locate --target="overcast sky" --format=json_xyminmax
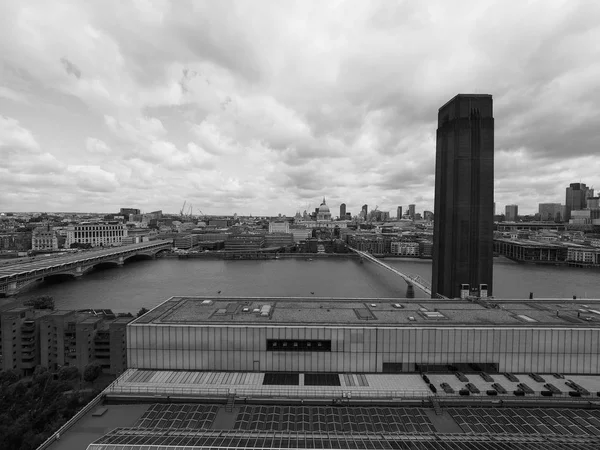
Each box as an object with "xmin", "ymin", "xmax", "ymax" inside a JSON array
[{"xmin": 1, "ymin": 0, "xmax": 599, "ymax": 216}]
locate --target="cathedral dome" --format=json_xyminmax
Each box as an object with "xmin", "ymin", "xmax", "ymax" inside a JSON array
[{"xmin": 319, "ymin": 198, "xmax": 330, "ymax": 213}]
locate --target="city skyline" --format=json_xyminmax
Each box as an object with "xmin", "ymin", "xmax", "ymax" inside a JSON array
[{"xmin": 2, "ymin": 1, "xmax": 600, "ymax": 215}]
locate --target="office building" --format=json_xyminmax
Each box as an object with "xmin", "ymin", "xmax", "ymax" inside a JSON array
[
  {"xmin": 31, "ymin": 224, "xmax": 60, "ymax": 251},
  {"xmin": 587, "ymin": 197, "xmax": 600, "ymax": 209},
  {"xmin": 268, "ymin": 221, "xmax": 289, "ymax": 234},
  {"xmin": 408, "ymin": 204, "xmax": 415, "ymax": 219},
  {"xmin": 565, "ymin": 183, "xmax": 590, "ymax": 221},
  {"xmin": 361, "ymin": 204, "xmax": 368, "ymax": 219},
  {"xmin": 539, "ymin": 203, "xmax": 563, "ymax": 222},
  {"xmin": 505, "ymin": 204, "xmax": 519, "ymax": 222},
  {"xmin": 339, "ymin": 203, "xmax": 346, "ymax": 219},
  {"xmin": 396, "ymin": 206, "xmax": 402, "ymax": 219},
  {"xmin": 66, "ymin": 222, "xmax": 128, "ymax": 248},
  {"xmin": 432, "ymin": 94, "xmax": 494, "ymax": 299},
  {"xmin": 119, "ymin": 208, "xmax": 141, "ymax": 216}
]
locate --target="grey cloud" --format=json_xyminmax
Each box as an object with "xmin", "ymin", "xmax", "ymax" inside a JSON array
[{"xmin": 60, "ymin": 57, "xmax": 82, "ymax": 79}]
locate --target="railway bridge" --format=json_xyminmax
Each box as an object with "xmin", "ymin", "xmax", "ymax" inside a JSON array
[{"xmin": 0, "ymin": 239, "xmax": 172, "ymax": 297}]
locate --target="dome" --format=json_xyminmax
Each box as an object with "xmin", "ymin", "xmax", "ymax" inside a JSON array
[{"xmin": 319, "ymin": 198, "xmax": 330, "ymax": 212}]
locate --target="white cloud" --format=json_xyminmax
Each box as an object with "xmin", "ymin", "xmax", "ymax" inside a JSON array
[{"xmin": 85, "ymin": 137, "xmax": 111, "ymax": 154}]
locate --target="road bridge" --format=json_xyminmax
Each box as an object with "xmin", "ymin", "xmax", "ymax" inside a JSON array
[
  {"xmin": 349, "ymin": 247, "xmax": 442, "ymax": 298},
  {"xmin": 0, "ymin": 239, "xmax": 172, "ymax": 297}
]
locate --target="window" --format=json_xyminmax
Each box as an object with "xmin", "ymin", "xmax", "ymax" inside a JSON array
[{"xmin": 267, "ymin": 339, "xmax": 331, "ymax": 352}]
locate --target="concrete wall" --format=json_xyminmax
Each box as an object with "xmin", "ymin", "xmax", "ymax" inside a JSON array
[{"xmin": 127, "ymin": 324, "xmax": 600, "ymax": 374}]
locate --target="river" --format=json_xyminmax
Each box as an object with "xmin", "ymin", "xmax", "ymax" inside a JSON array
[{"xmin": 4, "ymin": 256, "xmax": 600, "ymax": 313}]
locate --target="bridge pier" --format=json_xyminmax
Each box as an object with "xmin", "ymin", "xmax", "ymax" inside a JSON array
[
  {"xmin": 117, "ymin": 256, "xmax": 125, "ymax": 266},
  {"xmin": 6, "ymin": 281, "xmax": 18, "ymax": 296}
]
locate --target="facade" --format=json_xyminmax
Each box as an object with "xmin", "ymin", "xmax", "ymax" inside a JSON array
[
  {"xmin": 39, "ymin": 310, "xmax": 132, "ymax": 375},
  {"xmin": 66, "ymin": 222, "xmax": 128, "ymax": 247},
  {"xmin": 565, "ymin": 183, "xmax": 590, "ymax": 221},
  {"xmin": 408, "ymin": 204, "xmax": 415, "ymax": 219},
  {"xmin": 290, "ymin": 228, "xmax": 311, "ymax": 243},
  {"xmin": 567, "ymin": 246, "xmax": 600, "ymax": 265},
  {"xmin": 397, "ymin": 206, "xmax": 402, "ymax": 219},
  {"xmin": 390, "ymin": 241, "xmax": 420, "ymax": 256},
  {"xmin": 127, "ymin": 296, "xmax": 600, "ymax": 374},
  {"xmin": 423, "ymin": 211, "xmax": 434, "ymax": 222},
  {"xmin": 0, "ymin": 306, "xmax": 50, "ymax": 375},
  {"xmin": 31, "ymin": 224, "xmax": 60, "ymax": 251},
  {"xmin": 539, "ymin": 203, "xmax": 563, "ymax": 222},
  {"xmin": 340, "ymin": 203, "xmax": 346, "ymax": 220},
  {"xmin": 268, "ymin": 221, "xmax": 290, "ymax": 234},
  {"xmin": 263, "ymin": 234, "xmax": 294, "ymax": 248},
  {"xmin": 505, "ymin": 205, "xmax": 519, "ymax": 222},
  {"xmin": 0, "ymin": 231, "xmax": 32, "ymax": 252},
  {"xmin": 432, "ymin": 94, "xmax": 494, "ymax": 299},
  {"xmin": 120, "ymin": 208, "xmax": 141, "ymax": 216}
]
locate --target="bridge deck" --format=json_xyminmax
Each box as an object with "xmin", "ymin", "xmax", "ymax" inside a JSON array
[
  {"xmin": 0, "ymin": 240, "xmax": 172, "ymax": 279},
  {"xmin": 350, "ymin": 248, "xmax": 432, "ymax": 296}
]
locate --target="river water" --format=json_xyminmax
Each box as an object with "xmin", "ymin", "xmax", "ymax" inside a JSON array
[{"xmin": 5, "ymin": 256, "xmax": 600, "ymax": 314}]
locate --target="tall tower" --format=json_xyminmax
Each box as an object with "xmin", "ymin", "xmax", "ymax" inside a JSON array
[
  {"xmin": 397, "ymin": 206, "xmax": 402, "ymax": 219},
  {"xmin": 408, "ymin": 204, "xmax": 415, "ymax": 219},
  {"xmin": 565, "ymin": 183, "xmax": 588, "ymax": 221},
  {"xmin": 505, "ymin": 205, "xmax": 518, "ymax": 222},
  {"xmin": 432, "ymin": 94, "xmax": 494, "ymax": 299},
  {"xmin": 361, "ymin": 204, "xmax": 368, "ymax": 219},
  {"xmin": 340, "ymin": 203, "xmax": 346, "ymax": 219}
]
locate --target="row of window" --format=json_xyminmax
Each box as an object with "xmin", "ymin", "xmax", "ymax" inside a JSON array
[{"xmin": 266, "ymin": 340, "xmax": 332, "ymax": 352}]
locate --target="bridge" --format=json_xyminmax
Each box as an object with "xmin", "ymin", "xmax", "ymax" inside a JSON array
[
  {"xmin": 0, "ymin": 239, "xmax": 173, "ymax": 297},
  {"xmin": 349, "ymin": 248, "xmax": 438, "ymax": 297}
]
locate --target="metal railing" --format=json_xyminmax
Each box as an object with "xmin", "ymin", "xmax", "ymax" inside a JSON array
[{"xmin": 106, "ymin": 384, "xmax": 431, "ymax": 400}]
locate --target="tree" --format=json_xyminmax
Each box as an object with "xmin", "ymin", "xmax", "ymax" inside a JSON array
[
  {"xmin": 24, "ymin": 295, "xmax": 54, "ymax": 310},
  {"xmin": 57, "ymin": 366, "xmax": 80, "ymax": 381},
  {"xmin": 137, "ymin": 307, "xmax": 149, "ymax": 318},
  {"xmin": 83, "ymin": 362, "xmax": 102, "ymax": 384},
  {"xmin": 0, "ymin": 369, "xmax": 19, "ymax": 386}
]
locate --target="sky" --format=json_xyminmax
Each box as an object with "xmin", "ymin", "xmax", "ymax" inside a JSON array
[{"xmin": 1, "ymin": 0, "xmax": 599, "ymax": 216}]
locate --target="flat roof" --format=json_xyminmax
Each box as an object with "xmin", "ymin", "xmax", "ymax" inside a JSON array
[{"xmin": 130, "ymin": 296, "xmax": 600, "ymax": 328}]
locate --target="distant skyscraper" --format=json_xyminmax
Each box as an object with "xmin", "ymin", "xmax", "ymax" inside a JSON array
[
  {"xmin": 565, "ymin": 183, "xmax": 589, "ymax": 221},
  {"xmin": 361, "ymin": 204, "xmax": 368, "ymax": 218},
  {"xmin": 340, "ymin": 203, "xmax": 346, "ymax": 219},
  {"xmin": 397, "ymin": 206, "xmax": 402, "ymax": 219},
  {"xmin": 539, "ymin": 203, "xmax": 562, "ymax": 222},
  {"xmin": 432, "ymin": 94, "xmax": 494, "ymax": 299},
  {"xmin": 408, "ymin": 204, "xmax": 415, "ymax": 219},
  {"xmin": 505, "ymin": 205, "xmax": 518, "ymax": 222}
]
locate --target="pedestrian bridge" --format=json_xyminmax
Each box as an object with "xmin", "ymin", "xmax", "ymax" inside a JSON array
[
  {"xmin": 349, "ymin": 247, "xmax": 437, "ymax": 297},
  {"xmin": 0, "ymin": 239, "xmax": 173, "ymax": 297}
]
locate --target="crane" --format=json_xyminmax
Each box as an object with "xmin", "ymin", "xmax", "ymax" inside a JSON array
[{"xmin": 180, "ymin": 201, "xmax": 187, "ymax": 218}]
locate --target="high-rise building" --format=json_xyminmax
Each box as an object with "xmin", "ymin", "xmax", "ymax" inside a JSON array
[
  {"xmin": 120, "ymin": 208, "xmax": 141, "ymax": 216},
  {"xmin": 361, "ymin": 204, "xmax": 368, "ymax": 219},
  {"xmin": 340, "ymin": 203, "xmax": 346, "ymax": 219},
  {"xmin": 408, "ymin": 204, "xmax": 415, "ymax": 219},
  {"xmin": 432, "ymin": 94, "xmax": 494, "ymax": 299},
  {"xmin": 565, "ymin": 183, "xmax": 589, "ymax": 221},
  {"xmin": 539, "ymin": 203, "xmax": 562, "ymax": 222},
  {"xmin": 396, "ymin": 206, "xmax": 402, "ymax": 219},
  {"xmin": 505, "ymin": 205, "xmax": 518, "ymax": 222}
]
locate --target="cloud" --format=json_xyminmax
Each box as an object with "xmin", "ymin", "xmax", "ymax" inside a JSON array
[
  {"xmin": 60, "ymin": 57, "xmax": 82, "ymax": 79},
  {"xmin": 1, "ymin": 0, "xmax": 600, "ymax": 214},
  {"xmin": 0, "ymin": 116, "xmax": 40, "ymax": 152},
  {"xmin": 85, "ymin": 137, "xmax": 111, "ymax": 154}
]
